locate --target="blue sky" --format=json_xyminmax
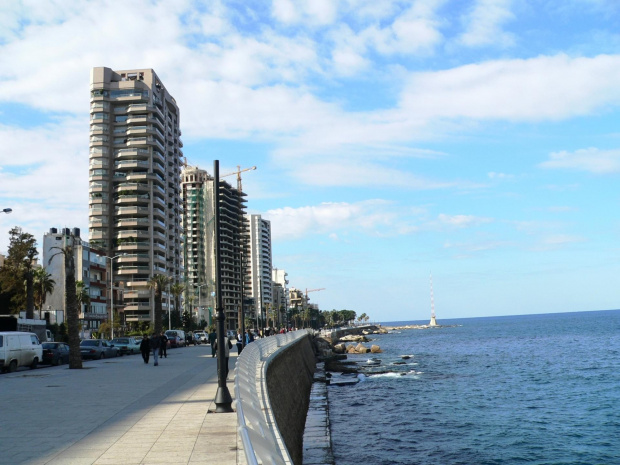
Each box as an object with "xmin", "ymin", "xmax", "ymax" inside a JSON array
[{"xmin": 1, "ymin": 0, "xmax": 620, "ymax": 321}]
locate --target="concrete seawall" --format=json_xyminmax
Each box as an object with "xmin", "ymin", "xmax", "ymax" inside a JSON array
[{"xmin": 265, "ymin": 334, "xmax": 316, "ymax": 465}]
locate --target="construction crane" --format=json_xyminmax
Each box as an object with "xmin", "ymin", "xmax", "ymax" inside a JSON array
[
  {"xmin": 305, "ymin": 288, "xmax": 326, "ymax": 300},
  {"xmin": 220, "ymin": 165, "xmax": 257, "ymax": 191}
]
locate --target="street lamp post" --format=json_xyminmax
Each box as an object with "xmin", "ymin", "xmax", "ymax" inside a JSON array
[
  {"xmin": 106, "ymin": 255, "xmax": 122, "ymax": 340},
  {"xmin": 214, "ymin": 160, "xmax": 233, "ymax": 413},
  {"xmin": 196, "ymin": 283, "xmax": 208, "ymax": 323}
]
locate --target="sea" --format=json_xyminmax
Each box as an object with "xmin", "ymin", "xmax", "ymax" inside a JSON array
[{"xmin": 327, "ymin": 310, "xmax": 620, "ymax": 465}]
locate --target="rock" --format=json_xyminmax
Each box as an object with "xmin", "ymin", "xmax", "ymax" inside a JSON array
[
  {"xmin": 370, "ymin": 345, "xmax": 382, "ymax": 353},
  {"xmin": 346, "ymin": 345, "xmax": 358, "ymax": 354},
  {"xmin": 355, "ymin": 343, "xmax": 370, "ymax": 354},
  {"xmin": 333, "ymin": 343, "xmax": 346, "ymax": 354}
]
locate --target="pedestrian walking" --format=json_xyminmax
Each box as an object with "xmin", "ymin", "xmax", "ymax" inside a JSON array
[
  {"xmin": 140, "ymin": 335, "xmax": 150, "ymax": 364},
  {"xmin": 236, "ymin": 330, "xmax": 243, "ymax": 354},
  {"xmin": 160, "ymin": 332, "xmax": 168, "ymax": 358},
  {"xmin": 245, "ymin": 328, "xmax": 254, "ymax": 345},
  {"xmin": 208, "ymin": 328, "xmax": 217, "ymax": 357},
  {"xmin": 150, "ymin": 333, "xmax": 161, "ymax": 366},
  {"xmin": 214, "ymin": 335, "xmax": 233, "ymax": 379}
]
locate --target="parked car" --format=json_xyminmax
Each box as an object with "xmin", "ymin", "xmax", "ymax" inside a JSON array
[
  {"xmin": 193, "ymin": 331, "xmax": 207, "ymax": 344},
  {"xmin": 80, "ymin": 339, "xmax": 118, "ymax": 360},
  {"xmin": 0, "ymin": 331, "xmax": 42, "ymax": 373},
  {"xmin": 110, "ymin": 337, "xmax": 140, "ymax": 355},
  {"xmin": 165, "ymin": 330, "xmax": 186, "ymax": 348},
  {"xmin": 41, "ymin": 342, "xmax": 70, "ymax": 366}
]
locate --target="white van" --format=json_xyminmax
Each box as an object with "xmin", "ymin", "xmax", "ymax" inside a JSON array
[{"xmin": 0, "ymin": 332, "xmax": 43, "ymax": 373}]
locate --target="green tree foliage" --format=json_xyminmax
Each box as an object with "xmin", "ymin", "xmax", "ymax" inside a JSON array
[
  {"xmin": 32, "ymin": 268, "xmax": 55, "ymax": 312},
  {"xmin": 0, "ymin": 227, "xmax": 38, "ymax": 316},
  {"xmin": 170, "ymin": 282, "xmax": 185, "ymax": 316}
]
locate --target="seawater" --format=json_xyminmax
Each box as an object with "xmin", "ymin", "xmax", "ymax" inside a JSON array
[{"xmin": 327, "ymin": 310, "xmax": 620, "ymax": 465}]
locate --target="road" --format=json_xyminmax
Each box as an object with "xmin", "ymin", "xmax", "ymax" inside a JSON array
[{"xmin": 0, "ymin": 344, "xmax": 240, "ymax": 465}]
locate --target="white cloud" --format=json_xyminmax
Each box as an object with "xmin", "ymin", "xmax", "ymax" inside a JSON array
[
  {"xmin": 457, "ymin": 0, "xmax": 515, "ymax": 48},
  {"xmin": 271, "ymin": 0, "xmax": 338, "ymax": 25},
  {"xmin": 437, "ymin": 214, "xmax": 492, "ymax": 228},
  {"xmin": 264, "ymin": 200, "xmax": 403, "ymax": 240},
  {"xmin": 540, "ymin": 147, "xmax": 620, "ymax": 173},
  {"xmin": 400, "ymin": 54, "xmax": 620, "ymax": 121}
]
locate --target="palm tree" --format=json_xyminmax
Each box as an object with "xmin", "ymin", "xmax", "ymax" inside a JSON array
[
  {"xmin": 48, "ymin": 238, "xmax": 82, "ymax": 369},
  {"xmin": 170, "ymin": 282, "xmax": 185, "ymax": 317},
  {"xmin": 76, "ymin": 281, "xmax": 90, "ymax": 309},
  {"xmin": 148, "ymin": 274, "xmax": 170, "ymax": 334},
  {"xmin": 32, "ymin": 268, "xmax": 55, "ymax": 313}
]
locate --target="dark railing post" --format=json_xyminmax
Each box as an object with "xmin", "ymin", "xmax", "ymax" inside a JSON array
[{"xmin": 214, "ymin": 160, "xmax": 233, "ymax": 413}]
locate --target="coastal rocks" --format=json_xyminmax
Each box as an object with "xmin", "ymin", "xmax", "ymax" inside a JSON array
[
  {"xmin": 370, "ymin": 345, "xmax": 382, "ymax": 353},
  {"xmin": 333, "ymin": 343, "xmax": 346, "ymax": 354},
  {"xmin": 355, "ymin": 343, "xmax": 370, "ymax": 354}
]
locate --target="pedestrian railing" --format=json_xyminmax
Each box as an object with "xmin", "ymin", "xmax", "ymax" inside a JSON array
[{"xmin": 234, "ymin": 330, "xmax": 312, "ymax": 465}]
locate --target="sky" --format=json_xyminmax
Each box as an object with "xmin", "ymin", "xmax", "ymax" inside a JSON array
[{"xmin": 1, "ymin": 0, "xmax": 619, "ymax": 321}]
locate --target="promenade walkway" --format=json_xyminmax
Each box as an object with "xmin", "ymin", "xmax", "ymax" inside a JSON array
[{"xmin": 0, "ymin": 344, "xmax": 240, "ymax": 465}]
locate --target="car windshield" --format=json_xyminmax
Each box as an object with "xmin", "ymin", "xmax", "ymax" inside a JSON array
[
  {"xmin": 81, "ymin": 340, "xmax": 99, "ymax": 346},
  {"xmin": 113, "ymin": 339, "xmax": 129, "ymax": 343},
  {"xmin": 165, "ymin": 331, "xmax": 177, "ymax": 337},
  {"xmin": 42, "ymin": 343, "xmax": 56, "ymax": 349}
]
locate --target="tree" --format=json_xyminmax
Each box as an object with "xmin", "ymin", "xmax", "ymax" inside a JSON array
[
  {"xmin": 32, "ymin": 267, "xmax": 55, "ymax": 312},
  {"xmin": 170, "ymin": 282, "xmax": 185, "ymax": 317},
  {"xmin": 0, "ymin": 227, "xmax": 38, "ymax": 317},
  {"xmin": 48, "ymin": 237, "xmax": 82, "ymax": 369},
  {"xmin": 76, "ymin": 280, "xmax": 90, "ymax": 309},
  {"xmin": 148, "ymin": 274, "xmax": 170, "ymax": 335}
]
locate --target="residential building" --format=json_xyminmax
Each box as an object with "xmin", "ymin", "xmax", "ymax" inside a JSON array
[
  {"xmin": 88, "ymin": 67, "xmax": 183, "ymax": 325},
  {"xmin": 248, "ymin": 215, "xmax": 273, "ymax": 326},
  {"xmin": 272, "ymin": 268, "xmax": 289, "ymax": 326},
  {"xmin": 181, "ymin": 166, "xmax": 247, "ymax": 330},
  {"xmin": 43, "ymin": 228, "xmax": 107, "ymax": 333}
]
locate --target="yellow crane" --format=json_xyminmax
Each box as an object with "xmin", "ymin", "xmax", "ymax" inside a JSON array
[
  {"xmin": 220, "ymin": 165, "xmax": 257, "ymax": 191},
  {"xmin": 305, "ymin": 288, "xmax": 325, "ymax": 301}
]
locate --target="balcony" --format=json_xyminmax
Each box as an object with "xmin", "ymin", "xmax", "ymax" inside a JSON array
[
  {"xmin": 115, "ymin": 148, "xmax": 149, "ymax": 160},
  {"xmin": 116, "ymin": 194, "xmax": 150, "ymax": 205},
  {"xmin": 115, "ymin": 160, "xmax": 150, "ymax": 170},
  {"xmin": 116, "ymin": 253, "xmax": 150, "ymax": 264},
  {"xmin": 114, "ymin": 182, "xmax": 149, "ymax": 194},
  {"xmin": 117, "ymin": 265, "xmax": 151, "ymax": 275},
  {"xmin": 116, "ymin": 241, "xmax": 150, "ymax": 252},
  {"xmin": 116, "ymin": 229, "xmax": 150, "ymax": 239},
  {"xmin": 115, "ymin": 217, "xmax": 151, "ymax": 228}
]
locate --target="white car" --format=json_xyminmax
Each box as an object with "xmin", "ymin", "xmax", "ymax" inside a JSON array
[{"xmin": 193, "ymin": 331, "xmax": 208, "ymax": 343}]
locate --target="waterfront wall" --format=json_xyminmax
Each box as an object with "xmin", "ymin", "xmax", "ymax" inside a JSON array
[{"xmin": 266, "ymin": 334, "xmax": 316, "ymax": 465}]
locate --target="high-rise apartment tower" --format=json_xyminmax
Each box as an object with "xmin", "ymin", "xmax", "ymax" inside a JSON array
[
  {"xmin": 249, "ymin": 214, "xmax": 273, "ymax": 326},
  {"xmin": 88, "ymin": 67, "xmax": 183, "ymax": 325},
  {"xmin": 181, "ymin": 166, "xmax": 247, "ymax": 330}
]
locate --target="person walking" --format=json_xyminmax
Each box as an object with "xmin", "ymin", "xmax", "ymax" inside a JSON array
[
  {"xmin": 245, "ymin": 328, "xmax": 254, "ymax": 345},
  {"xmin": 140, "ymin": 335, "xmax": 150, "ymax": 364},
  {"xmin": 214, "ymin": 335, "xmax": 233, "ymax": 379},
  {"xmin": 236, "ymin": 330, "xmax": 243, "ymax": 354},
  {"xmin": 150, "ymin": 332, "xmax": 161, "ymax": 366},
  {"xmin": 160, "ymin": 332, "xmax": 168, "ymax": 358},
  {"xmin": 208, "ymin": 328, "xmax": 217, "ymax": 357}
]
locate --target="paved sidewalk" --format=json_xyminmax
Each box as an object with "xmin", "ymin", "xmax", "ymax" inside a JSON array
[{"xmin": 0, "ymin": 345, "xmax": 240, "ymax": 465}]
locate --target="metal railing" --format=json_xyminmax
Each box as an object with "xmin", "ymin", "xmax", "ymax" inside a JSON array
[{"xmin": 234, "ymin": 330, "xmax": 312, "ymax": 465}]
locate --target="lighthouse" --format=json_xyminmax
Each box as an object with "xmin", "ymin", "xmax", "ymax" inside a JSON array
[{"xmin": 429, "ymin": 273, "xmax": 438, "ymax": 327}]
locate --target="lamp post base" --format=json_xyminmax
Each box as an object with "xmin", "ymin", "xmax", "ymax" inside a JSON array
[{"xmin": 215, "ymin": 386, "xmax": 234, "ymax": 413}]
